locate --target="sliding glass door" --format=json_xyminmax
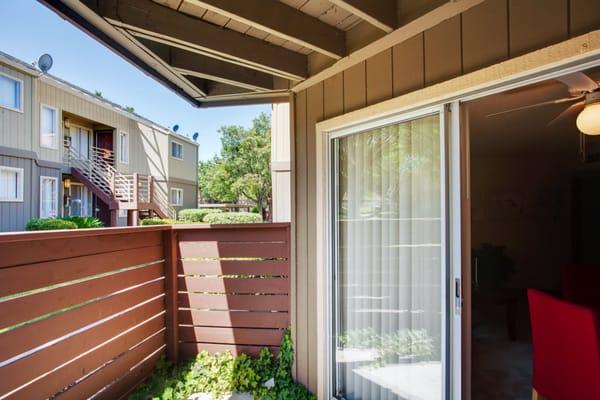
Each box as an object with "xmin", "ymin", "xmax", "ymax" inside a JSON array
[{"xmin": 331, "ymin": 110, "xmax": 447, "ymax": 400}]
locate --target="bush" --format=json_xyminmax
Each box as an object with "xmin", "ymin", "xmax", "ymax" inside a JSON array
[
  {"xmin": 177, "ymin": 208, "xmax": 222, "ymax": 223},
  {"xmin": 62, "ymin": 216, "xmax": 103, "ymax": 228},
  {"xmin": 26, "ymin": 218, "xmax": 78, "ymax": 231},
  {"xmin": 129, "ymin": 329, "xmax": 315, "ymax": 400},
  {"xmin": 203, "ymin": 212, "xmax": 262, "ymax": 224},
  {"xmin": 141, "ymin": 218, "xmax": 180, "ymax": 226}
]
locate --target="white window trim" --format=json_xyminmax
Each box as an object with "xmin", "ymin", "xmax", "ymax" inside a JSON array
[
  {"xmin": 40, "ymin": 103, "xmax": 60, "ymax": 150},
  {"xmin": 0, "ymin": 166, "xmax": 24, "ymax": 202},
  {"xmin": 170, "ymin": 187, "xmax": 183, "ymax": 206},
  {"xmin": 0, "ymin": 71, "xmax": 24, "ymax": 113},
  {"xmin": 119, "ymin": 131, "xmax": 130, "ymax": 164},
  {"xmin": 170, "ymin": 140, "xmax": 184, "ymax": 160},
  {"xmin": 39, "ymin": 175, "xmax": 59, "ymax": 218}
]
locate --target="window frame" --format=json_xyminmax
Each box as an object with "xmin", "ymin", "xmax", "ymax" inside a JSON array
[
  {"xmin": 324, "ymin": 106, "xmax": 449, "ymax": 400},
  {"xmin": 119, "ymin": 131, "xmax": 130, "ymax": 164},
  {"xmin": 0, "ymin": 71, "xmax": 24, "ymax": 113},
  {"xmin": 170, "ymin": 140, "xmax": 184, "ymax": 160},
  {"xmin": 170, "ymin": 187, "xmax": 183, "ymax": 206},
  {"xmin": 0, "ymin": 166, "xmax": 24, "ymax": 202},
  {"xmin": 39, "ymin": 175, "xmax": 59, "ymax": 218},
  {"xmin": 40, "ymin": 103, "xmax": 60, "ymax": 150}
]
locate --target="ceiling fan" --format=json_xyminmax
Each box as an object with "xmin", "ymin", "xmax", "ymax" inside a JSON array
[{"xmin": 487, "ymin": 72, "xmax": 600, "ymax": 135}]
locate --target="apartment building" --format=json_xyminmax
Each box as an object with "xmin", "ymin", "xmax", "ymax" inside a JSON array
[{"xmin": 0, "ymin": 51, "xmax": 198, "ymax": 231}]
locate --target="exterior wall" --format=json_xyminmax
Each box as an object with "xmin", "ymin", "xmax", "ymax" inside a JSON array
[
  {"xmin": 0, "ymin": 153, "xmax": 61, "ymax": 232},
  {"xmin": 167, "ymin": 179, "xmax": 197, "ymax": 213},
  {"xmin": 291, "ymin": 0, "xmax": 600, "ymax": 393},
  {"xmin": 168, "ymin": 137, "xmax": 198, "ymax": 182},
  {"xmin": 271, "ymin": 103, "xmax": 291, "ymax": 222},
  {"xmin": 0, "ymin": 58, "xmax": 198, "ymax": 231},
  {"xmin": 0, "ymin": 64, "xmax": 34, "ymax": 154}
]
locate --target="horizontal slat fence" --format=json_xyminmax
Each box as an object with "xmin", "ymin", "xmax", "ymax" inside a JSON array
[
  {"xmin": 176, "ymin": 223, "xmax": 291, "ymax": 359},
  {"xmin": 0, "ymin": 222, "xmax": 291, "ymax": 398},
  {"xmin": 0, "ymin": 226, "xmax": 170, "ymax": 400}
]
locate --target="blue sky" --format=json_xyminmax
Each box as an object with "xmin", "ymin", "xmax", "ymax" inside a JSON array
[{"xmin": 0, "ymin": 0, "xmax": 270, "ymax": 161}]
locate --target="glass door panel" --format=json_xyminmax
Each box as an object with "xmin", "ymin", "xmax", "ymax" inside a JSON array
[{"xmin": 332, "ymin": 112, "xmax": 445, "ymax": 400}]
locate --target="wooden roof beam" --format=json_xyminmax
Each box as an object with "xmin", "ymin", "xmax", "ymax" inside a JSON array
[
  {"xmin": 188, "ymin": 0, "xmax": 346, "ymax": 59},
  {"xmin": 81, "ymin": 0, "xmax": 308, "ymax": 80},
  {"xmin": 140, "ymin": 39, "xmax": 276, "ymax": 91},
  {"xmin": 329, "ymin": 0, "xmax": 397, "ymax": 33}
]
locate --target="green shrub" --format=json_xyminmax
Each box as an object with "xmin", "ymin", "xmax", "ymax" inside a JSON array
[
  {"xmin": 62, "ymin": 216, "xmax": 103, "ymax": 228},
  {"xmin": 203, "ymin": 212, "xmax": 262, "ymax": 224},
  {"xmin": 177, "ymin": 208, "xmax": 222, "ymax": 223},
  {"xmin": 26, "ymin": 218, "xmax": 78, "ymax": 231},
  {"xmin": 141, "ymin": 218, "xmax": 180, "ymax": 225},
  {"xmin": 129, "ymin": 329, "xmax": 315, "ymax": 400}
]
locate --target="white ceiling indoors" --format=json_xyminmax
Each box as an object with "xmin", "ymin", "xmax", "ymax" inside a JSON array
[{"xmin": 468, "ymin": 66, "xmax": 600, "ymax": 157}]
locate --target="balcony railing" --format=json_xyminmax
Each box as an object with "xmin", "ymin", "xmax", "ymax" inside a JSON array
[
  {"xmin": 0, "ymin": 223, "xmax": 290, "ymax": 399},
  {"xmin": 63, "ymin": 139, "xmax": 176, "ymax": 218}
]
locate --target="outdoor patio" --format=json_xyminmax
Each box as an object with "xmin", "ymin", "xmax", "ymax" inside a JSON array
[{"xmin": 0, "ymin": 223, "xmax": 290, "ymax": 399}]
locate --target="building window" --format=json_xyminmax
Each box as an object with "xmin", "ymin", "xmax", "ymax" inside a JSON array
[
  {"xmin": 171, "ymin": 140, "xmax": 183, "ymax": 160},
  {"xmin": 40, "ymin": 104, "xmax": 59, "ymax": 149},
  {"xmin": 119, "ymin": 131, "xmax": 129, "ymax": 163},
  {"xmin": 0, "ymin": 72, "xmax": 23, "ymax": 112},
  {"xmin": 40, "ymin": 176, "xmax": 58, "ymax": 218},
  {"xmin": 0, "ymin": 166, "xmax": 24, "ymax": 202},
  {"xmin": 170, "ymin": 187, "xmax": 183, "ymax": 206}
]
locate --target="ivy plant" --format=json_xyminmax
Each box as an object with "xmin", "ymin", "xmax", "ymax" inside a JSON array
[{"xmin": 129, "ymin": 329, "xmax": 315, "ymax": 400}]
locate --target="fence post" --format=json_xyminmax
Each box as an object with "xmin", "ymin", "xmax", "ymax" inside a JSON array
[{"xmin": 163, "ymin": 227, "xmax": 179, "ymax": 364}]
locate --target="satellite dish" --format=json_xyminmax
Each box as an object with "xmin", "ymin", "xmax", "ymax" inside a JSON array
[
  {"xmin": 38, "ymin": 54, "xmax": 53, "ymax": 73},
  {"xmin": 172, "ymin": 124, "xmax": 179, "ymax": 132},
  {"xmin": 192, "ymin": 132, "xmax": 199, "ymax": 141}
]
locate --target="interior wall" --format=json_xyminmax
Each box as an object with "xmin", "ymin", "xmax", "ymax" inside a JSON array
[
  {"xmin": 292, "ymin": 0, "xmax": 600, "ymax": 393},
  {"xmin": 470, "ymin": 154, "xmax": 574, "ymax": 290}
]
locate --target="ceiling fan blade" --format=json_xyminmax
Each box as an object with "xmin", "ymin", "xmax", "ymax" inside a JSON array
[
  {"xmin": 556, "ymin": 72, "xmax": 599, "ymax": 93},
  {"xmin": 547, "ymin": 101, "xmax": 585, "ymax": 126},
  {"xmin": 486, "ymin": 95, "xmax": 584, "ymax": 118}
]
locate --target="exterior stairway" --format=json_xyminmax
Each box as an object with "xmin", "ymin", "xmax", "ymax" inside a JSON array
[{"xmin": 65, "ymin": 142, "xmax": 176, "ymax": 222}]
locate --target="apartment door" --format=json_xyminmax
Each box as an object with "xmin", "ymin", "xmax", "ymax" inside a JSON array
[
  {"xmin": 329, "ymin": 107, "xmax": 459, "ymax": 399},
  {"xmin": 95, "ymin": 129, "xmax": 114, "ymax": 164}
]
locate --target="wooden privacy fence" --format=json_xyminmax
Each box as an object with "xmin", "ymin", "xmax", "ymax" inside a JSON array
[
  {"xmin": 173, "ymin": 223, "xmax": 291, "ymax": 360},
  {"xmin": 0, "ymin": 223, "xmax": 290, "ymax": 399}
]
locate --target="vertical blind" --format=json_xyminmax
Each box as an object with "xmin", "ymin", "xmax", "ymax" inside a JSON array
[
  {"xmin": 40, "ymin": 177, "xmax": 57, "ymax": 218},
  {"xmin": 41, "ymin": 106, "xmax": 57, "ymax": 148},
  {"xmin": 334, "ymin": 114, "xmax": 444, "ymax": 400}
]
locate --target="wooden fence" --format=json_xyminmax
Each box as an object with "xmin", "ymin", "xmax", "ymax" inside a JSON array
[
  {"xmin": 174, "ymin": 223, "xmax": 291, "ymax": 360},
  {"xmin": 0, "ymin": 223, "xmax": 290, "ymax": 399}
]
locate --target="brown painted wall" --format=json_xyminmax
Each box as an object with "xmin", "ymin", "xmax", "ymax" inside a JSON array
[{"xmin": 292, "ymin": 0, "xmax": 600, "ymax": 392}]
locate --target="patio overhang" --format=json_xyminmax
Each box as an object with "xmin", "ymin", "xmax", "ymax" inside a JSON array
[{"xmin": 39, "ymin": 0, "xmax": 483, "ymax": 107}]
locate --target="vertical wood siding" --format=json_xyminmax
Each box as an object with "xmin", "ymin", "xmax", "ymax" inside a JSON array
[
  {"xmin": 292, "ymin": 0, "xmax": 600, "ymax": 392},
  {"xmin": 0, "ymin": 66, "xmax": 33, "ymax": 153}
]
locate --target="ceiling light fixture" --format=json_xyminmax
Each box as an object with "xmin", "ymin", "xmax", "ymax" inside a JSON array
[{"xmin": 577, "ymin": 92, "xmax": 600, "ymax": 135}]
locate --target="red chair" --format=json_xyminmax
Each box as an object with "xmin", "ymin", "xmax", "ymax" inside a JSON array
[
  {"xmin": 562, "ymin": 264, "xmax": 600, "ymax": 309},
  {"xmin": 528, "ymin": 289, "xmax": 600, "ymax": 400}
]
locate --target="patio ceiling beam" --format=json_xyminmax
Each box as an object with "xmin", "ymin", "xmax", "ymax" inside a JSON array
[
  {"xmin": 140, "ymin": 39, "xmax": 276, "ymax": 92},
  {"xmin": 81, "ymin": 0, "xmax": 308, "ymax": 80},
  {"xmin": 329, "ymin": 0, "xmax": 397, "ymax": 33},
  {"xmin": 187, "ymin": 0, "xmax": 346, "ymax": 60}
]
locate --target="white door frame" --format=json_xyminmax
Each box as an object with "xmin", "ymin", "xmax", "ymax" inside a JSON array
[
  {"xmin": 314, "ymin": 43, "xmax": 600, "ymax": 400},
  {"xmin": 319, "ymin": 105, "xmax": 451, "ymax": 400}
]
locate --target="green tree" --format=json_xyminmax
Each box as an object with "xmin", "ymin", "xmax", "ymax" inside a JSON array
[{"xmin": 198, "ymin": 113, "xmax": 272, "ymax": 215}]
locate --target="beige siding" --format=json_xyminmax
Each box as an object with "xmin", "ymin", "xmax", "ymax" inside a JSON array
[
  {"xmin": 291, "ymin": 0, "xmax": 600, "ymax": 393},
  {"xmin": 168, "ymin": 138, "xmax": 198, "ymax": 182},
  {"xmin": 0, "ymin": 64, "xmax": 34, "ymax": 153}
]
